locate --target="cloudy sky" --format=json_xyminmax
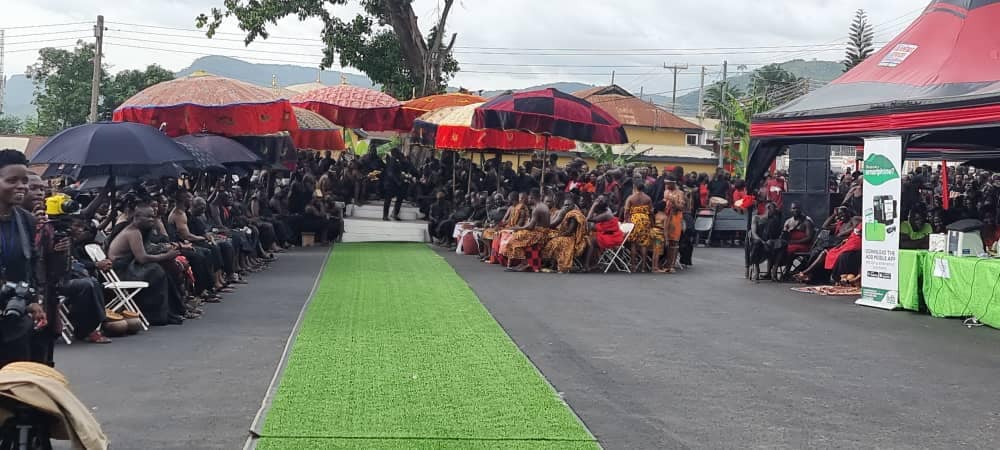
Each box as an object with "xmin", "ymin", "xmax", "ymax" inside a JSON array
[{"xmin": 4, "ymin": 0, "xmax": 924, "ymax": 106}]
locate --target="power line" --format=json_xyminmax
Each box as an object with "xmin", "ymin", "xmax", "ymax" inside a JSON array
[
  {"xmin": 0, "ymin": 21, "xmax": 92, "ymax": 30},
  {"xmin": 6, "ymin": 45, "xmax": 77, "ymax": 54},
  {"xmin": 4, "ymin": 29, "xmax": 92, "ymax": 39},
  {"xmin": 6, "ymin": 37, "xmax": 90, "ymax": 47}
]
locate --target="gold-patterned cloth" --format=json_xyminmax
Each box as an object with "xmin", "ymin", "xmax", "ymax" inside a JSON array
[
  {"xmin": 507, "ymin": 204, "xmax": 529, "ymax": 228},
  {"xmin": 626, "ymin": 204, "xmax": 652, "ymax": 247},
  {"xmin": 543, "ymin": 209, "xmax": 589, "ymax": 273},
  {"xmin": 502, "ymin": 228, "xmax": 550, "ymax": 260}
]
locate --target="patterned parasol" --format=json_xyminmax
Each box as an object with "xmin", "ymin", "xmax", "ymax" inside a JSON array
[
  {"xmin": 112, "ymin": 72, "xmax": 298, "ymax": 137},
  {"xmin": 472, "ymin": 88, "xmax": 628, "ymax": 144},
  {"xmin": 291, "ymin": 107, "xmax": 346, "ymax": 151},
  {"xmin": 412, "ymin": 103, "xmax": 575, "ymax": 151},
  {"xmin": 290, "ymin": 85, "xmax": 402, "ymax": 131},
  {"xmin": 397, "ymin": 92, "xmax": 486, "ymax": 130}
]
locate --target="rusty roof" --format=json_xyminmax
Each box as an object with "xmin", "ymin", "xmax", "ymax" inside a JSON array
[{"xmin": 574, "ymin": 85, "xmax": 702, "ymax": 131}]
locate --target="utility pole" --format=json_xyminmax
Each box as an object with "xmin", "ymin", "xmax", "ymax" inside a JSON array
[
  {"xmin": 88, "ymin": 15, "xmax": 104, "ymax": 123},
  {"xmin": 610, "ymin": 70, "xmax": 615, "ymax": 85},
  {"xmin": 0, "ymin": 29, "xmax": 5, "ymax": 117},
  {"xmin": 717, "ymin": 60, "xmax": 728, "ymax": 169},
  {"xmin": 697, "ymin": 66, "xmax": 706, "ymax": 120},
  {"xmin": 663, "ymin": 63, "xmax": 688, "ymax": 113}
]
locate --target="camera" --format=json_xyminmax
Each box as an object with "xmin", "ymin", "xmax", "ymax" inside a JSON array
[
  {"xmin": 45, "ymin": 193, "xmax": 81, "ymax": 238},
  {"xmin": 1, "ymin": 282, "xmax": 35, "ymax": 320}
]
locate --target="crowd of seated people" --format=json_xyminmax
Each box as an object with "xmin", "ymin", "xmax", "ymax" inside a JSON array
[{"xmin": 746, "ymin": 163, "xmax": 1000, "ymax": 285}]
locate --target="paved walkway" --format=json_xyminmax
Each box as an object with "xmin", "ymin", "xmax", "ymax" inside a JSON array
[
  {"xmin": 55, "ymin": 246, "xmax": 331, "ymax": 450},
  {"xmin": 440, "ymin": 247, "xmax": 1000, "ymax": 449}
]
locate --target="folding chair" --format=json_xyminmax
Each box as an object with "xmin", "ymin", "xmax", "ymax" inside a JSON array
[
  {"xmin": 599, "ymin": 222, "xmax": 635, "ymax": 273},
  {"xmin": 84, "ymin": 244, "xmax": 150, "ymax": 331},
  {"xmin": 694, "ymin": 208, "xmax": 716, "ymax": 246},
  {"xmin": 58, "ymin": 297, "xmax": 73, "ymax": 345}
]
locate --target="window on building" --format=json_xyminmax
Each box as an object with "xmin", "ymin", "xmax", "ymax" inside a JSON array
[{"xmin": 686, "ymin": 134, "xmax": 699, "ymax": 146}]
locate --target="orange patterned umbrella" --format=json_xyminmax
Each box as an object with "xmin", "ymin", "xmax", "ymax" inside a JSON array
[
  {"xmin": 290, "ymin": 85, "xmax": 401, "ymax": 131},
  {"xmin": 397, "ymin": 93, "xmax": 486, "ymax": 129}
]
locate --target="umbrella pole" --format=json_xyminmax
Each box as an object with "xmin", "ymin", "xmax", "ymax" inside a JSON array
[
  {"xmin": 540, "ymin": 135, "xmax": 549, "ymax": 190},
  {"xmin": 467, "ymin": 151, "xmax": 473, "ymax": 193},
  {"xmin": 452, "ymin": 152, "xmax": 457, "ymax": 196}
]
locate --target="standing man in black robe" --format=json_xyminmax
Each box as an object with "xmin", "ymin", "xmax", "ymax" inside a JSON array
[{"xmin": 382, "ymin": 147, "xmax": 414, "ymax": 221}]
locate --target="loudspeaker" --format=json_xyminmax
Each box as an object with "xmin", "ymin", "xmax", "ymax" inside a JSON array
[
  {"xmin": 783, "ymin": 192, "xmax": 832, "ymax": 228},
  {"xmin": 787, "ymin": 144, "xmax": 831, "ymax": 193}
]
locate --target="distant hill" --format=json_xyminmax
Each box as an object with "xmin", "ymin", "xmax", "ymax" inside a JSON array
[
  {"xmin": 175, "ymin": 55, "xmax": 373, "ymax": 89},
  {"xmin": 2, "ymin": 56, "xmax": 843, "ymax": 121},
  {"xmin": 673, "ymin": 59, "xmax": 845, "ymax": 114}
]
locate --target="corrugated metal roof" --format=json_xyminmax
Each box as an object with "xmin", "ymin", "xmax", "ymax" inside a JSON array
[{"xmin": 573, "ymin": 85, "xmax": 703, "ymax": 131}]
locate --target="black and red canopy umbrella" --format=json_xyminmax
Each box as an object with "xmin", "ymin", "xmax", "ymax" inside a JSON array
[{"xmin": 473, "ymin": 88, "xmax": 629, "ymax": 186}]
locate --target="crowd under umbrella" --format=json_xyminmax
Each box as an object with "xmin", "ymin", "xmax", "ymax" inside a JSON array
[
  {"xmin": 413, "ymin": 102, "xmax": 577, "ymax": 192},
  {"xmin": 290, "ymin": 84, "xmax": 402, "ymax": 131},
  {"xmin": 473, "ymin": 88, "xmax": 630, "ymax": 187},
  {"xmin": 30, "ymin": 122, "xmax": 194, "ymax": 210},
  {"xmin": 397, "ymin": 92, "xmax": 486, "ymax": 131},
  {"xmin": 290, "ymin": 107, "xmax": 347, "ymax": 152},
  {"xmin": 112, "ymin": 71, "xmax": 299, "ymax": 137}
]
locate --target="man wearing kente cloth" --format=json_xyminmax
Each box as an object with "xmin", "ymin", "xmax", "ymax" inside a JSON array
[
  {"xmin": 623, "ymin": 176, "xmax": 653, "ymax": 272},
  {"xmin": 658, "ymin": 176, "xmax": 687, "ymax": 273},
  {"xmin": 543, "ymin": 194, "xmax": 589, "ymax": 273},
  {"xmin": 503, "ymin": 190, "xmax": 551, "ymax": 272},
  {"xmin": 488, "ymin": 192, "xmax": 530, "ymax": 264}
]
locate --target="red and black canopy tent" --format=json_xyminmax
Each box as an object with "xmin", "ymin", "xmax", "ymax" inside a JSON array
[{"xmin": 748, "ymin": 0, "xmax": 1000, "ymax": 190}]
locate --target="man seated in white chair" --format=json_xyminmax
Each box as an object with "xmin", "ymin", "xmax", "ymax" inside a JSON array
[
  {"xmin": 65, "ymin": 217, "xmax": 111, "ymax": 343},
  {"xmin": 107, "ymin": 203, "xmax": 183, "ymax": 326}
]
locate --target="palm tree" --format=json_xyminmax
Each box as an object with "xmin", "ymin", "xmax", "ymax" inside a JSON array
[
  {"xmin": 704, "ymin": 83, "xmax": 743, "ymax": 119},
  {"xmin": 719, "ymin": 96, "xmax": 773, "ymax": 176}
]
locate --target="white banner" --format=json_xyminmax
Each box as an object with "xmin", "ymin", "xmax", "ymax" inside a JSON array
[{"xmin": 857, "ymin": 136, "xmax": 903, "ymax": 310}]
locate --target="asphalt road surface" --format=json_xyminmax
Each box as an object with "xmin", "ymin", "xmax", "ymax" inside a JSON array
[
  {"xmin": 440, "ymin": 247, "xmax": 1000, "ymax": 450},
  {"xmin": 54, "ymin": 246, "xmax": 330, "ymax": 450}
]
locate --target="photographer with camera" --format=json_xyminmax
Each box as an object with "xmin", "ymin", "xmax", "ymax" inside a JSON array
[{"xmin": 0, "ymin": 150, "xmax": 47, "ymax": 368}]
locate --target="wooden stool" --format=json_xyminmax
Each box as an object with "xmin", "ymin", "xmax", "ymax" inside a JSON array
[{"xmin": 301, "ymin": 232, "xmax": 316, "ymax": 247}]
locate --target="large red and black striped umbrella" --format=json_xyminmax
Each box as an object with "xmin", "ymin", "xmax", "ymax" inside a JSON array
[{"xmin": 472, "ymin": 88, "xmax": 628, "ymax": 144}]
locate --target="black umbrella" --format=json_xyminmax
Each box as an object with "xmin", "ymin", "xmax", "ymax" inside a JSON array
[
  {"xmin": 175, "ymin": 142, "xmax": 228, "ymax": 172},
  {"xmin": 175, "ymin": 133, "xmax": 262, "ymax": 166},
  {"xmin": 30, "ymin": 122, "xmax": 193, "ymax": 167}
]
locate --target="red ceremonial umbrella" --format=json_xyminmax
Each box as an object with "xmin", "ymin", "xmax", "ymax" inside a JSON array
[
  {"xmin": 112, "ymin": 72, "xmax": 297, "ymax": 137},
  {"xmin": 291, "ymin": 107, "xmax": 346, "ymax": 152},
  {"xmin": 290, "ymin": 85, "xmax": 401, "ymax": 131},
  {"xmin": 397, "ymin": 92, "xmax": 486, "ymax": 130},
  {"xmin": 412, "ymin": 103, "xmax": 575, "ymax": 151}
]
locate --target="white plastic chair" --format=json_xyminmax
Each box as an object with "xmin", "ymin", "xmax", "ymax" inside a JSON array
[
  {"xmin": 599, "ymin": 222, "xmax": 635, "ymax": 273},
  {"xmin": 58, "ymin": 297, "xmax": 73, "ymax": 345},
  {"xmin": 84, "ymin": 244, "xmax": 150, "ymax": 330}
]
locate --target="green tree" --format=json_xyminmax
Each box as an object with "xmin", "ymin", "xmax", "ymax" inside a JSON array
[
  {"xmin": 25, "ymin": 41, "xmax": 108, "ymax": 135},
  {"xmin": 102, "ymin": 65, "xmax": 175, "ymax": 119},
  {"xmin": 0, "ymin": 115, "xmax": 24, "ymax": 134},
  {"xmin": 703, "ymin": 83, "xmax": 743, "ymax": 119},
  {"xmin": 719, "ymin": 96, "xmax": 773, "ymax": 177},
  {"xmin": 843, "ymin": 9, "xmax": 875, "ymax": 72},
  {"xmin": 197, "ymin": 0, "xmax": 460, "ymax": 99},
  {"xmin": 748, "ymin": 64, "xmax": 802, "ymax": 99}
]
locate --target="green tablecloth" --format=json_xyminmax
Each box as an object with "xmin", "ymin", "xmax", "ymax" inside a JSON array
[
  {"xmin": 921, "ymin": 253, "xmax": 1000, "ymax": 327},
  {"xmin": 898, "ymin": 250, "xmax": 925, "ymax": 312}
]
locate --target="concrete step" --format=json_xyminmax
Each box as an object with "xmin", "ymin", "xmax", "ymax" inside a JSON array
[
  {"xmin": 342, "ymin": 217, "xmax": 428, "ymax": 243},
  {"xmin": 348, "ymin": 204, "xmax": 421, "ymax": 221}
]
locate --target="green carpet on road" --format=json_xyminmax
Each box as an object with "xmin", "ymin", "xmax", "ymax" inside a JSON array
[{"xmin": 257, "ymin": 243, "xmax": 597, "ymax": 449}]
